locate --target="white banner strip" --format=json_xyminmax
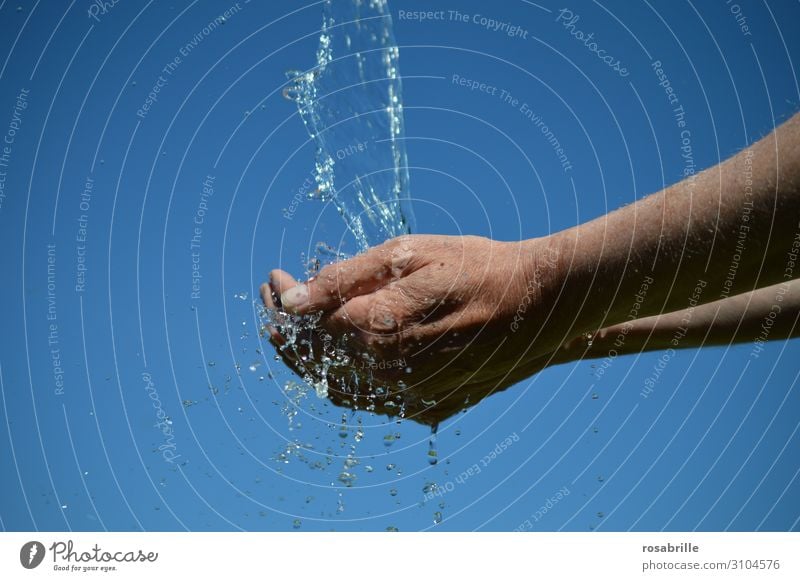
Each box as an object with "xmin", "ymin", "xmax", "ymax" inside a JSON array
[{"xmin": 1, "ymin": 532, "xmax": 798, "ymax": 579}]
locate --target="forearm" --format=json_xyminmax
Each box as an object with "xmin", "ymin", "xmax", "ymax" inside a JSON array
[
  {"xmin": 541, "ymin": 112, "xmax": 800, "ymax": 338},
  {"xmin": 560, "ymin": 279, "xmax": 800, "ymax": 362}
]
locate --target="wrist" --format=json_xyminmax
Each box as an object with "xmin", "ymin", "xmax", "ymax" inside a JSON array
[
  {"xmin": 523, "ymin": 230, "xmax": 598, "ymax": 338},
  {"xmin": 511, "ymin": 235, "xmax": 581, "ymax": 344}
]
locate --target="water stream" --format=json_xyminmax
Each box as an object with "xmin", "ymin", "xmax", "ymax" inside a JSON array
[
  {"xmin": 283, "ymin": 0, "xmax": 415, "ymax": 253},
  {"xmin": 259, "ymin": 1, "xmax": 441, "ymax": 524}
]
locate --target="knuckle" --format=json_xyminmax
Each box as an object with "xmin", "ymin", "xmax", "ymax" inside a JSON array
[{"xmin": 366, "ymin": 295, "xmax": 404, "ymax": 333}]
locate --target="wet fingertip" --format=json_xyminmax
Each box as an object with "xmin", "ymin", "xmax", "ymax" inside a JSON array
[
  {"xmin": 259, "ymin": 282, "xmax": 271, "ymax": 304},
  {"xmin": 268, "ymin": 327, "xmax": 285, "ymax": 346},
  {"xmin": 281, "ymin": 284, "xmax": 309, "ymax": 311}
]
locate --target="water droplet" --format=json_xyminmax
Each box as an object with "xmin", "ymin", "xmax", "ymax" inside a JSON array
[
  {"xmin": 292, "ymin": 519, "xmax": 302, "ymax": 529},
  {"xmin": 596, "ymin": 511, "xmax": 604, "ymax": 518},
  {"xmin": 427, "ymin": 426, "xmax": 438, "ymax": 464},
  {"xmin": 389, "ymin": 488, "xmax": 397, "ymax": 496},
  {"xmin": 386, "ymin": 526, "xmax": 398, "ymax": 532},
  {"xmin": 386, "ymin": 463, "xmax": 395, "ymax": 471},
  {"xmin": 208, "ymin": 361, "xmax": 216, "ymax": 367},
  {"xmin": 597, "ymin": 475, "xmax": 604, "ymax": 482},
  {"xmin": 338, "ymin": 471, "xmax": 356, "ymax": 487},
  {"xmin": 591, "ymin": 393, "xmax": 599, "ymax": 400},
  {"xmin": 433, "ymin": 511, "xmax": 442, "ymax": 524}
]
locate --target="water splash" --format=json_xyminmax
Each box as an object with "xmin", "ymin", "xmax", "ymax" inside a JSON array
[
  {"xmin": 283, "ymin": 0, "xmax": 414, "ymax": 253},
  {"xmin": 261, "ymin": 1, "xmax": 443, "ymax": 500},
  {"xmin": 265, "ymin": 1, "xmax": 426, "ymax": 423}
]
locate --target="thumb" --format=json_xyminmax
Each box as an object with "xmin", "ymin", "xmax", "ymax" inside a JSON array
[{"xmin": 280, "ymin": 238, "xmax": 417, "ymax": 314}]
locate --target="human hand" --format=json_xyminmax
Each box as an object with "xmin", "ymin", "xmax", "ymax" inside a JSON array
[{"xmin": 260, "ymin": 234, "xmax": 569, "ymax": 425}]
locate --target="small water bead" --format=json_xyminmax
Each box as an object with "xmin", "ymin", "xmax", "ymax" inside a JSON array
[
  {"xmin": 338, "ymin": 414, "xmax": 349, "ymax": 438},
  {"xmin": 338, "ymin": 472, "xmax": 356, "ymax": 487},
  {"xmin": 386, "ymin": 526, "xmax": 399, "ymax": 532},
  {"xmin": 389, "ymin": 488, "xmax": 398, "ymax": 496},
  {"xmin": 597, "ymin": 512, "xmax": 605, "ymax": 518},
  {"xmin": 427, "ymin": 425, "xmax": 439, "ymax": 465},
  {"xmin": 386, "ymin": 463, "xmax": 395, "ymax": 471},
  {"xmin": 433, "ymin": 511, "xmax": 443, "ymax": 525},
  {"xmin": 292, "ymin": 519, "xmax": 302, "ymax": 529},
  {"xmin": 591, "ymin": 393, "xmax": 599, "ymax": 400},
  {"xmin": 597, "ymin": 475, "xmax": 605, "ymax": 482}
]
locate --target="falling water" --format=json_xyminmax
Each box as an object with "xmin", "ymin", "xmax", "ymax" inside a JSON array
[
  {"xmin": 283, "ymin": 0, "xmax": 415, "ymax": 253},
  {"xmin": 265, "ymin": 0, "xmax": 421, "ymax": 414},
  {"xmin": 260, "ymin": 3, "xmax": 442, "ymax": 520}
]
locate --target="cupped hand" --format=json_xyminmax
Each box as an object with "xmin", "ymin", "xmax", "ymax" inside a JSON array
[{"xmin": 260, "ymin": 234, "xmax": 569, "ymax": 425}]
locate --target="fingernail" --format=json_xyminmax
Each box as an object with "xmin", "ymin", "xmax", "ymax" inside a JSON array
[{"xmin": 281, "ymin": 284, "xmax": 308, "ymax": 310}]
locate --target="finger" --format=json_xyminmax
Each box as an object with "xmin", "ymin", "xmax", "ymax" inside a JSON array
[
  {"xmin": 268, "ymin": 269, "xmax": 299, "ymax": 298},
  {"xmin": 261, "ymin": 271, "xmax": 301, "ymax": 344},
  {"xmin": 280, "ymin": 237, "xmax": 419, "ymax": 315},
  {"xmin": 259, "ymin": 283, "xmax": 286, "ymax": 345},
  {"xmin": 260, "ymin": 280, "xmax": 319, "ymax": 378}
]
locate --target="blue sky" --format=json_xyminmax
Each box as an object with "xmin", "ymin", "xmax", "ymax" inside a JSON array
[{"xmin": 0, "ymin": 0, "xmax": 798, "ymax": 532}]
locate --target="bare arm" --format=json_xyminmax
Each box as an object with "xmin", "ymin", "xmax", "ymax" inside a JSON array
[
  {"xmin": 557, "ymin": 279, "xmax": 800, "ymax": 363},
  {"xmin": 264, "ymin": 112, "xmax": 800, "ymax": 424},
  {"xmin": 537, "ymin": 112, "xmax": 800, "ymax": 345}
]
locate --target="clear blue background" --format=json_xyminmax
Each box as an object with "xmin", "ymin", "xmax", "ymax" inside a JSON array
[{"xmin": 1, "ymin": 0, "xmax": 799, "ymax": 531}]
